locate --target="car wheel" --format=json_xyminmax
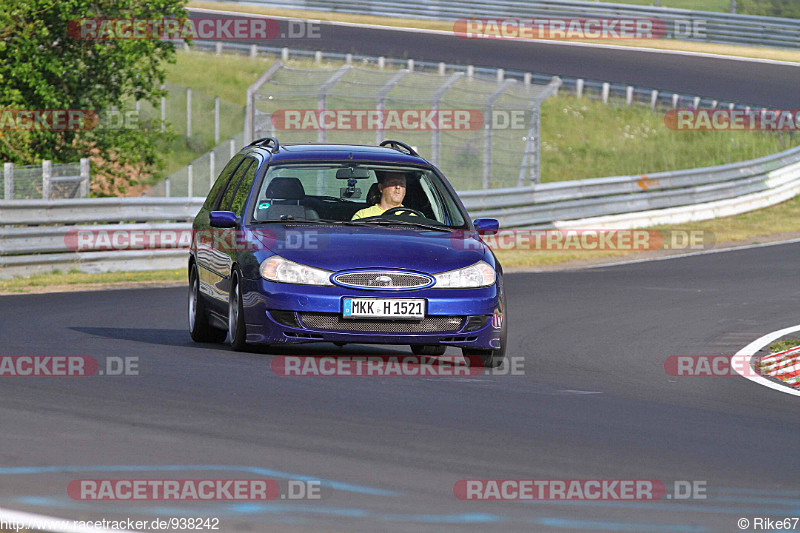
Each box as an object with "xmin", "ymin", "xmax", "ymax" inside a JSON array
[
  {"xmin": 228, "ymin": 273, "xmax": 248, "ymax": 351},
  {"xmin": 410, "ymin": 344, "xmax": 446, "ymax": 356},
  {"xmin": 462, "ymin": 315, "xmax": 507, "ymax": 368},
  {"xmin": 188, "ymin": 264, "xmax": 226, "ymax": 343}
]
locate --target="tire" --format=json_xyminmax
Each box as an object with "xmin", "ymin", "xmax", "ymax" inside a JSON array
[
  {"xmin": 228, "ymin": 273, "xmax": 248, "ymax": 351},
  {"xmin": 410, "ymin": 344, "xmax": 447, "ymax": 356},
  {"xmin": 188, "ymin": 264, "xmax": 226, "ymax": 343}
]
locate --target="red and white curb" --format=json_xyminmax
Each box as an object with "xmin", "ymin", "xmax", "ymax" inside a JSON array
[
  {"xmin": 0, "ymin": 506, "xmax": 137, "ymax": 533},
  {"xmin": 759, "ymin": 345, "xmax": 800, "ymax": 386},
  {"xmin": 734, "ymin": 324, "xmax": 800, "ymax": 397}
]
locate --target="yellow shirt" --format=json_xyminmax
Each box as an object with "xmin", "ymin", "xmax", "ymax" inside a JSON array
[{"xmin": 351, "ymin": 204, "xmax": 388, "ymax": 220}]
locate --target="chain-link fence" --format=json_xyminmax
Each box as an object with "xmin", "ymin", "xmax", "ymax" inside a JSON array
[
  {"xmin": 147, "ymin": 131, "xmax": 245, "ymax": 197},
  {"xmin": 3, "ymin": 160, "xmax": 89, "ymax": 200},
  {"xmin": 246, "ymin": 62, "xmax": 560, "ymax": 190}
]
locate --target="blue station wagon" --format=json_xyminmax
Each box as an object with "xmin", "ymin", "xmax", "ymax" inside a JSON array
[{"xmin": 188, "ymin": 138, "xmax": 506, "ymax": 367}]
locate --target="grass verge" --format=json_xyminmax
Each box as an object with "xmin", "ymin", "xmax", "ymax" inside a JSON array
[
  {"xmin": 0, "ymin": 269, "xmax": 185, "ymax": 295},
  {"xmin": 769, "ymin": 339, "xmax": 800, "ymax": 353}
]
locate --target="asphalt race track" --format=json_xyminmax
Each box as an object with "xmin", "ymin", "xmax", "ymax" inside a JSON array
[
  {"xmin": 189, "ymin": 10, "xmax": 800, "ymax": 108},
  {"xmin": 3, "ymin": 9, "xmax": 800, "ymax": 532},
  {"xmin": 1, "ymin": 243, "xmax": 799, "ymax": 532}
]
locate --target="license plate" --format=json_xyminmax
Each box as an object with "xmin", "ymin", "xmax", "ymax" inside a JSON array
[{"xmin": 342, "ymin": 298, "xmax": 425, "ymax": 319}]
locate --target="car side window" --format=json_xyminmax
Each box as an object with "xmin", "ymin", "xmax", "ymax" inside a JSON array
[
  {"xmin": 219, "ymin": 158, "xmax": 255, "ymax": 212},
  {"xmin": 228, "ymin": 161, "xmax": 259, "ymax": 216},
  {"xmin": 203, "ymin": 154, "xmax": 244, "ymax": 210}
]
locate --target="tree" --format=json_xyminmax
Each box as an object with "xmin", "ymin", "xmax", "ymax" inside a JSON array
[{"xmin": 0, "ymin": 0, "xmax": 185, "ymax": 195}]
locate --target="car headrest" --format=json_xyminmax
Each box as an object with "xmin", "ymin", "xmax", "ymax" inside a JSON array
[
  {"xmin": 264, "ymin": 177, "xmax": 305, "ymax": 200},
  {"xmin": 366, "ymin": 182, "xmax": 381, "ymax": 206}
]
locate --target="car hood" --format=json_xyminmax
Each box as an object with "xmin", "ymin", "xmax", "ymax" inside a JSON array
[{"xmin": 246, "ymin": 224, "xmax": 489, "ymax": 274}]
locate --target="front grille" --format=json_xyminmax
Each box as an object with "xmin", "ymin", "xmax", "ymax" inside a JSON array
[
  {"xmin": 298, "ymin": 312, "xmax": 464, "ymax": 333},
  {"xmin": 333, "ymin": 271, "xmax": 432, "ymax": 290}
]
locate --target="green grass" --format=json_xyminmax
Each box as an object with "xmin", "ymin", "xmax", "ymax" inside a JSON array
[
  {"xmin": 769, "ymin": 339, "xmax": 800, "ymax": 353},
  {"xmin": 539, "ymin": 97, "xmax": 798, "ymax": 182},
  {"xmin": 590, "ymin": 0, "xmax": 732, "ymax": 11},
  {"xmin": 0, "ymin": 269, "xmax": 184, "ymax": 293}
]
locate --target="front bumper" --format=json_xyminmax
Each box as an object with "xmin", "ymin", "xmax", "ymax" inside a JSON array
[{"xmin": 239, "ymin": 277, "xmax": 502, "ymax": 349}]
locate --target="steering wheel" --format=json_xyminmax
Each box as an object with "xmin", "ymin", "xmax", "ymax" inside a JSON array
[{"xmin": 381, "ymin": 206, "xmax": 426, "ymax": 218}]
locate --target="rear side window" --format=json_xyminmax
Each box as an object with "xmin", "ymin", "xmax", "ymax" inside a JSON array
[
  {"xmin": 229, "ymin": 162, "xmax": 259, "ymax": 216},
  {"xmin": 219, "ymin": 158, "xmax": 255, "ymax": 212},
  {"xmin": 204, "ymin": 154, "xmax": 244, "ymax": 210}
]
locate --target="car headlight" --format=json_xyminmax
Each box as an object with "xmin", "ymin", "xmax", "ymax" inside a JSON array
[
  {"xmin": 433, "ymin": 261, "xmax": 496, "ymax": 288},
  {"xmin": 260, "ymin": 255, "xmax": 333, "ymax": 286}
]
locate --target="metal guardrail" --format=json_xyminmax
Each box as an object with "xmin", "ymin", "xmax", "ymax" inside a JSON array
[
  {"xmin": 2, "ymin": 145, "xmax": 799, "ymax": 278},
  {"xmin": 216, "ymin": 0, "xmax": 800, "ymax": 48}
]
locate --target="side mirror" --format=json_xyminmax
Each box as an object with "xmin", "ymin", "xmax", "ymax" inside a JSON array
[
  {"xmin": 473, "ymin": 218, "xmax": 499, "ymax": 236},
  {"xmin": 209, "ymin": 211, "xmax": 237, "ymax": 228}
]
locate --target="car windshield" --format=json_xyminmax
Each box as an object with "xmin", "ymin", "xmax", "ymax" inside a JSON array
[{"xmin": 250, "ymin": 163, "xmax": 468, "ymax": 229}]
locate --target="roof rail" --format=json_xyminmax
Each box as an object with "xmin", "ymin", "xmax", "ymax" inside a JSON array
[
  {"xmin": 248, "ymin": 137, "xmax": 280, "ymax": 152},
  {"xmin": 379, "ymin": 140, "xmax": 419, "ymax": 157}
]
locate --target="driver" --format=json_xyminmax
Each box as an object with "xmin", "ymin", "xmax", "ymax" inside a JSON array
[{"xmin": 351, "ymin": 171, "xmax": 411, "ymax": 220}]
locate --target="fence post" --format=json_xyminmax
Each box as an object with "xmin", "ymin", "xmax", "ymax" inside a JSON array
[
  {"xmin": 650, "ymin": 90, "xmax": 659, "ymax": 110},
  {"xmin": 438, "ymin": 62, "xmax": 446, "ymax": 75},
  {"xmin": 523, "ymin": 73, "xmax": 531, "ymax": 87},
  {"xmin": 250, "ymin": 44, "xmax": 257, "ymax": 58},
  {"xmin": 209, "ymin": 151, "xmax": 216, "ymax": 190},
  {"xmin": 215, "ymin": 41, "xmax": 223, "ymax": 55},
  {"xmin": 576, "ymin": 78, "xmax": 584, "ymax": 99},
  {"xmin": 281, "ymin": 47, "xmax": 289, "ymax": 61},
  {"xmin": 214, "ymin": 96, "xmax": 220, "ymax": 145},
  {"xmin": 3, "ymin": 162, "xmax": 13, "ymax": 200},
  {"xmin": 626, "ymin": 86, "xmax": 634, "ymax": 105},
  {"xmin": 378, "ymin": 56, "xmax": 385, "ymax": 69},
  {"xmin": 672, "ymin": 93, "xmax": 680, "ymax": 108},
  {"xmin": 186, "ymin": 88, "xmax": 192, "ymax": 138},
  {"xmin": 187, "ymin": 164, "xmax": 193, "ymax": 198},
  {"xmin": 601, "ymin": 83, "xmax": 610, "ymax": 104},
  {"xmin": 79, "ymin": 158, "xmax": 90, "ymax": 198},
  {"xmin": 160, "ymin": 84, "xmax": 166, "ymax": 132},
  {"xmin": 165, "ymin": 177, "xmax": 171, "ymax": 198},
  {"xmin": 314, "ymin": 51, "xmax": 322, "ymax": 65},
  {"xmin": 42, "ymin": 160, "xmax": 52, "ymax": 200},
  {"xmin": 346, "ymin": 53, "xmax": 353, "ymax": 64},
  {"xmin": 230, "ymin": 139, "xmax": 235, "ymax": 160}
]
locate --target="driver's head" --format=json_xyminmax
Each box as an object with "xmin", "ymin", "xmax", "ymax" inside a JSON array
[{"xmin": 376, "ymin": 171, "xmax": 406, "ymax": 208}]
